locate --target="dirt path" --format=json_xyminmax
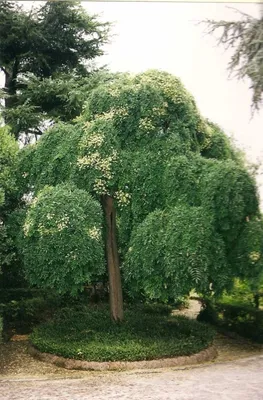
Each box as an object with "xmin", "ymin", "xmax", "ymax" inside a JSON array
[
  {"xmin": 1, "ymin": 300, "xmax": 263, "ymax": 399},
  {"xmin": 1, "ymin": 354, "xmax": 263, "ymax": 400}
]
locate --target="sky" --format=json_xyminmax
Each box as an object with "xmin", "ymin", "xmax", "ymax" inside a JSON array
[{"xmin": 2, "ymin": 1, "xmax": 263, "ymax": 203}]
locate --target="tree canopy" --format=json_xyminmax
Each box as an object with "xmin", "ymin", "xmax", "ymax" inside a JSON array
[
  {"xmin": 0, "ymin": 0, "xmax": 110, "ymax": 139},
  {"xmin": 16, "ymin": 69, "xmax": 261, "ymax": 320}
]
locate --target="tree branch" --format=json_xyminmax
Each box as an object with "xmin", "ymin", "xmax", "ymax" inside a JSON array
[{"xmin": 0, "ymin": 66, "xmax": 7, "ymax": 75}]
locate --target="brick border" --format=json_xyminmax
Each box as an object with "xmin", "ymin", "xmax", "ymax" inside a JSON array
[{"xmin": 28, "ymin": 345, "xmax": 218, "ymax": 371}]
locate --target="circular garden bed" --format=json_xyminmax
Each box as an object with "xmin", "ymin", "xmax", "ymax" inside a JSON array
[{"xmin": 30, "ymin": 304, "xmax": 216, "ymax": 365}]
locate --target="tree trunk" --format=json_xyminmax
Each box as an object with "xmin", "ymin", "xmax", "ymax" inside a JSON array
[
  {"xmin": 4, "ymin": 59, "xmax": 19, "ymax": 111},
  {"xmin": 102, "ymin": 194, "xmax": 124, "ymax": 322},
  {"xmin": 254, "ymin": 293, "xmax": 260, "ymax": 309}
]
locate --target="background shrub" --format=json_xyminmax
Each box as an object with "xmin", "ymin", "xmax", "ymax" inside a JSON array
[{"xmin": 198, "ymin": 300, "xmax": 263, "ymax": 343}]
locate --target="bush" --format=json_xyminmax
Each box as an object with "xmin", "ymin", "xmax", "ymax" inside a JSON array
[
  {"xmin": 1, "ymin": 298, "xmax": 45, "ymax": 333},
  {"xmin": 220, "ymin": 279, "xmax": 263, "ymax": 309},
  {"xmin": 30, "ymin": 304, "xmax": 216, "ymax": 362},
  {"xmin": 0, "ymin": 288, "xmax": 46, "ymax": 303},
  {"xmin": 198, "ymin": 300, "xmax": 263, "ymax": 343},
  {"xmin": 197, "ymin": 301, "xmax": 219, "ymax": 325},
  {"xmin": 0, "ymin": 315, "xmax": 3, "ymax": 343},
  {"xmin": 21, "ymin": 183, "xmax": 105, "ymax": 296},
  {"xmin": 0, "ymin": 295, "xmax": 63, "ymax": 334}
]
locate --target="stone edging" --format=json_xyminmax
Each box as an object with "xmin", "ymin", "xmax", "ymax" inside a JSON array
[{"xmin": 28, "ymin": 345, "xmax": 218, "ymax": 371}]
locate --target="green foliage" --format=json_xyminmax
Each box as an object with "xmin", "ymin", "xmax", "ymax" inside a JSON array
[
  {"xmin": 139, "ymin": 303, "xmax": 173, "ymax": 316},
  {"xmin": 16, "ymin": 69, "xmax": 260, "ymax": 306},
  {"xmin": 83, "ymin": 70, "xmax": 204, "ymax": 151},
  {"xmin": 0, "ymin": 291, "xmax": 68, "ymax": 334},
  {"xmin": 130, "ymin": 151, "xmax": 165, "ymax": 225},
  {"xmin": 30, "ymin": 305, "xmax": 216, "ymax": 361},
  {"xmin": 0, "ymin": 208, "xmax": 27, "ymax": 289},
  {"xmin": 220, "ymin": 279, "xmax": 256, "ymax": 308},
  {"xmin": 198, "ymin": 300, "xmax": 263, "ymax": 343},
  {"xmin": 0, "ymin": 224, "xmax": 13, "ymax": 276},
  {"xmin": 0, "ymin": 126, "xmax": 19, "ymax": 275},
  {"xmin": 0, "ymin": 0, "xmax": 110, "ymax": 137},
  {"xmin": 203, "ymin": 12, "xmax": 263, "ymax": 113},
  {"xmin": 163, "ymin": 154, "xmax": 205, "ymax": 207},
  {"xmin": 0, "ymin": 288, "xmax": 45, "ymax": 303},
  {"xmin": 201, "ymin": 120, "xmax": 238, "ymax": 161},
  {"xmin": 21, "ymin": 183, "xmax": 105, "ymax": 295},
  {"xmin": 26, "ymin": 123, "xmax": 83, "ymax": 192},
  {"xmin": 199, "ymin": 160, "xmax": 259, "ymax": 245},
  {"xmin": 0, "ymin": 125, "xmax": 18, "ymax": 207},
  {"xmin": 124, "ymin": 206, "xmax": 228, "ymax": 301},
  {"xmin": 230, "ymin": 217, "xmax": 263, "ymax": 281},
  {"xmin": 4, "ymin": 71, "xmax": 116, "ymax": 138},
  {"xmin": 0, "ymin": 297, "xmax": 49, "ymax": 333}
]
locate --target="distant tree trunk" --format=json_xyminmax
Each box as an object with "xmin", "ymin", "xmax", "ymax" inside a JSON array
[
  {"xmin": 254, "ymin": 293, "xmax": 260, "ymax": 309},
  {"xmin": 3, "ymin": 59, "xmax": 19, "ymax": 112},
  {"xmin": 102, "ymin": 194, "xmax": 124, "ymax": 322}
]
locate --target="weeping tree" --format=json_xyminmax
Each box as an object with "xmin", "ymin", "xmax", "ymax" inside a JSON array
[{"xmin": 17, "ymin": 70, "xmax": 260, "ymax": 321}]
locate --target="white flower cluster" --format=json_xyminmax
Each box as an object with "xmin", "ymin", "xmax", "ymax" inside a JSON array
[
  {"xmin": 84, "ymin": 133, "xmax": 105, "ymax": 148},
  {"xmin": 138, "ymin": 117, "xmax": 155, "ymax": 132},
  {"xmin": 107, "ymin": 87, "xmax": 121, "ymax": 96},
  {"xmin": 115, "ymin": 190, "xmax": 131, "ymax": 207},
  {"xmin": 249, "ymin": 251, "xmax": 261, "ymax": 263},
  {"xmin": 152, "ymin": 103, "xmax": 168, "ymax": 117},
  {"xmin": 87, "ymin": 226, "xmax": 101, "ymax": 241},
  {"xmin": 36, "ymin": 215, "xmax": 70, "ymax": 236},
  {"xmin": 93, "ymin": 178, "xmax": 108, "ymax": 195},
  {"xmin": 57, "ymin": 215, "xmax": 70, "ymax": 231}
]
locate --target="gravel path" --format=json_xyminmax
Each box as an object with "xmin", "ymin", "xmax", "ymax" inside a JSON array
[
  {"xmin": 1, "ymin": 354, "xmax": 263, "ymax": 400},
  {"xmin": 1, "ymin": 300, "xmax": 263, "ymax": 399}
]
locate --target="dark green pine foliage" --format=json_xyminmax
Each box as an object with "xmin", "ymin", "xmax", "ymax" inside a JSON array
[{"xmin": 0, "ymin": 0, "xmax": 110, "ymax": 138}]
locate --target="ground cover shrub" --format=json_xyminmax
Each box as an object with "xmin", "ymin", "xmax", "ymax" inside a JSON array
[
  {"xmin": 141, "ymin": 303, "xmax": 173, "ymax": 316},
  {"xmin": 0, "ymin": 286, "xmax": 111, "ymax": 338},
  {"xmin": 30, "ymin": 304, "xmax": 216, "ymax": 362}
]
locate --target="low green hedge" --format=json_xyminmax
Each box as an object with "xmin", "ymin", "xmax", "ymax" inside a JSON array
[
  {"xmin": 198, "ymin": 301, "xmax": 263, "ymax": 343},
  {"xmin": 30, "ymin": 305, "xmax": 215, "ymax": 362}
]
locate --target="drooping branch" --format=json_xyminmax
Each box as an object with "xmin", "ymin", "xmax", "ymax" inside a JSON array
[{"xmin": 202, "ymin": 12, "xmax": 263, "ymax": 113}]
